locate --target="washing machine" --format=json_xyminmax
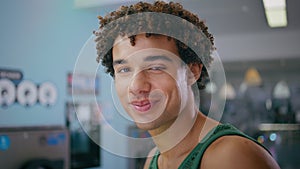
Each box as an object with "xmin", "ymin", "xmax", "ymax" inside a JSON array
[{"xmin": 0, "ymin": 126, "xmax": 69, "ymax": 169}]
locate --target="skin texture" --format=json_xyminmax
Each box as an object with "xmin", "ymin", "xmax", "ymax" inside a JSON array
[
  {"xmin": 200, "ymin": 135, "xmax": 281, "ymax": 169},
  {"xmin": 112, "ymin": 34, "xmax": 281, "ymax": 169},
  {"xmin": 113, "ymin": 34, "xmax": 184, "ymax": 134}
]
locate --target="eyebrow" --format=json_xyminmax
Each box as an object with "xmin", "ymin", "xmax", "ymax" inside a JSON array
[
  {"xmin": 113, "ymin": 59, "xmax": 127, "ymax": 66},
  {"xmin": 113, "ymin": 55, "xmax": 173, "ymax": 66},
  {"xmin": 144, "ymin": 55, "xmax": 173, "ymax": 62}
]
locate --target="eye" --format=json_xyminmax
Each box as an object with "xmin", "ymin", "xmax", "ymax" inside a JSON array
[
  {"xmin": 117, "ymin": 67, "xmax": 131, "ymax": 73},
  {"xmin": 148, "ymin": 65, "xmax": 166, "ymax": 72}
]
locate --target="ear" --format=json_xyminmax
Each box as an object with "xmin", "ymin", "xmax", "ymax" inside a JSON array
[{"xmin": 187, "ymin": 63, "xmax": 203, "ymax": 85}]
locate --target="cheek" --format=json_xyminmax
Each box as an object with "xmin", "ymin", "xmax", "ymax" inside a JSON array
[
  {"xmin": 162, "ymin": 85, "xmax": 181, "ymax": 116},
  {"xmin": 161, "ymin": 75, "xmax": 185, "ymax": 108},
  {"xmin": 156, "ymin": 78, "xmax": 180, "ymax": 100},
  {"xmin": 171, "ymin": 84, "xmax": 181, "ymax": 104},
  {"xmin": 115, "ymin": 80, "xmax": 128, "ymax": 102}
]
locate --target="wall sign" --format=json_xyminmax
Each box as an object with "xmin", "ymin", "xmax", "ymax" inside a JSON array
[
  {"xmin": 39, "ymin": 82, "xmax": 58, "ymax": 107},
  {"xmin": 0, "ymin": 68, "xmax": 58, "ymax": 108},
  {"xmin": 0, "ymin": 79, "xmax": 58, "ymax": 108},
  {"xmin": 0, "ymin": 68, "xmax": 23, "ymax": 83},
  {"xmin": 17, "ymin": 80, "xmax": 38, "ymax": 106},
  {"xmin": 0, "ymin": 79, "xmax": 16, "ymax": 107}
]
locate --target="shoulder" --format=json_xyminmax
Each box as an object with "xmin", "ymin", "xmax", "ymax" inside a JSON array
[
  {"xmin": 200, "ymin": 135, "xmax": 280, "ymax": 169},
  {"xmin": 143, "ymin": 147, "xmax": 158, "ymax": 169}
]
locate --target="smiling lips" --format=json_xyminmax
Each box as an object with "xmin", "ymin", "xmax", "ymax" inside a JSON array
[{"xmin": 130, "ymin": 100, "xmax": 152, "ymax": 113}]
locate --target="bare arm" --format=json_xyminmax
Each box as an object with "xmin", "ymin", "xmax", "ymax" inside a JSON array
[{"xmin": 200, "ymin": 135, "xmax": 281, "ymax": 169}]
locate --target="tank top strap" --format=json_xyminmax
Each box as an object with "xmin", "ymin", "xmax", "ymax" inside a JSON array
[
  {"xmin": 148, "ymin": 124, "xmax": 269, "ymax": 169},
  {"xmin": 179, "ymin": 123, "xmax": 270, "ymax": 169}
]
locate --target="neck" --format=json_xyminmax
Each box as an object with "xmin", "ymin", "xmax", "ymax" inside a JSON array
[
  {"xmin": 155, "ymin": 112, "xmax": 208, "ymax": 169},
  {"xmin": 147, "ymin": 87, "xmax": 220, "ymax": 168},
  {"xmin": 152, "ymin": 109, "xmax": 198, "ymax": 151},
  {"xmin": 150, "ymin": 111, "xmax": 219, "ymax": 168}
]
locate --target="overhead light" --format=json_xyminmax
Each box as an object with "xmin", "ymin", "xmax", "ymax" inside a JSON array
[
  {"xmin": 273, "ymin": 80, "xmax": 291, "ymax": 99},
  {"xmin": 244, "ymin": 67, "xmax": 262, "ymax": 87},
  {"xmin": 262, "ymin": 0, "xmax": 288, "ymax": 28},
  {"xmin": 219, "ymin": 83, "xmax": 236, "ymax": 100}
]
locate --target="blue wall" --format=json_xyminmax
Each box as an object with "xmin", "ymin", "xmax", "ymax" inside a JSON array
[
  {"xmin": 0, "ymin": 0, "xmax": 128, "ymax": 168},
  {"xmin": 0, "ymin": 0, "xmax": 97, "ymax": 126}
]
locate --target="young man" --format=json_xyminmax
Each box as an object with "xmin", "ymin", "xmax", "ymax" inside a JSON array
[{"xmin": 94, "ymin": 1, "xmax": 281, "ymax": 169}]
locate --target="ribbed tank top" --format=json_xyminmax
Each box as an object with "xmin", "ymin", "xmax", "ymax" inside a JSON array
[{"xmin": 148, "ymin": 124, "xmax": 269, "ymax": 169}]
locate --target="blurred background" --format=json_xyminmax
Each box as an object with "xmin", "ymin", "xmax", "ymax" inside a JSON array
[{"xmin": 0, "ymin": 0, "xmax": 299, "ymax": 169}]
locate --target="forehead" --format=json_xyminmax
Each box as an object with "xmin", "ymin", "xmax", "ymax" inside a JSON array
[{"xmin": 112, "ymin": 34, "xmax": 180, "ymax": 61}]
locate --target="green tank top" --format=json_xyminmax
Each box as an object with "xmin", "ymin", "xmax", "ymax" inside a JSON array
[{"xmin": 148, "ymin": 124, "xmax": 269, "ymax": 169}]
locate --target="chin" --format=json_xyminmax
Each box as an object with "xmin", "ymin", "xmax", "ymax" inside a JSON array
[{"xmin": 135, "ymin": 121, "xmax": 157, "ymax": 131}]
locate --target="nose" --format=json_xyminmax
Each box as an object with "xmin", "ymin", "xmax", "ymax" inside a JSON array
[{"xmin": 129, "ymin": 70, "xmax": 151, "ymax": 96}]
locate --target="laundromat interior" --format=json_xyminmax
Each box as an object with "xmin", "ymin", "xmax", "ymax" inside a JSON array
[{"xmin": 0, "ymin": 0, "xmax": 300, "ymax": 169}]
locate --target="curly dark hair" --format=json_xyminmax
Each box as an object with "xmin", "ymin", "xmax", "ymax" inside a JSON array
[{"xmin": 94, "ymin": 1, "xmax": 215, "ymax": 89}]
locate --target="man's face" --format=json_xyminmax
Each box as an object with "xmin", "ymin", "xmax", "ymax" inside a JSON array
[{"xmin": 112, "ymin": 34, "xmax": 190, "ymax": 131}]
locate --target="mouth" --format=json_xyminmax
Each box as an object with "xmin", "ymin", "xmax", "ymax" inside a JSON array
[{"xmin": 130, "ymin": 100, "xmax": 152, "ymax": 113}]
